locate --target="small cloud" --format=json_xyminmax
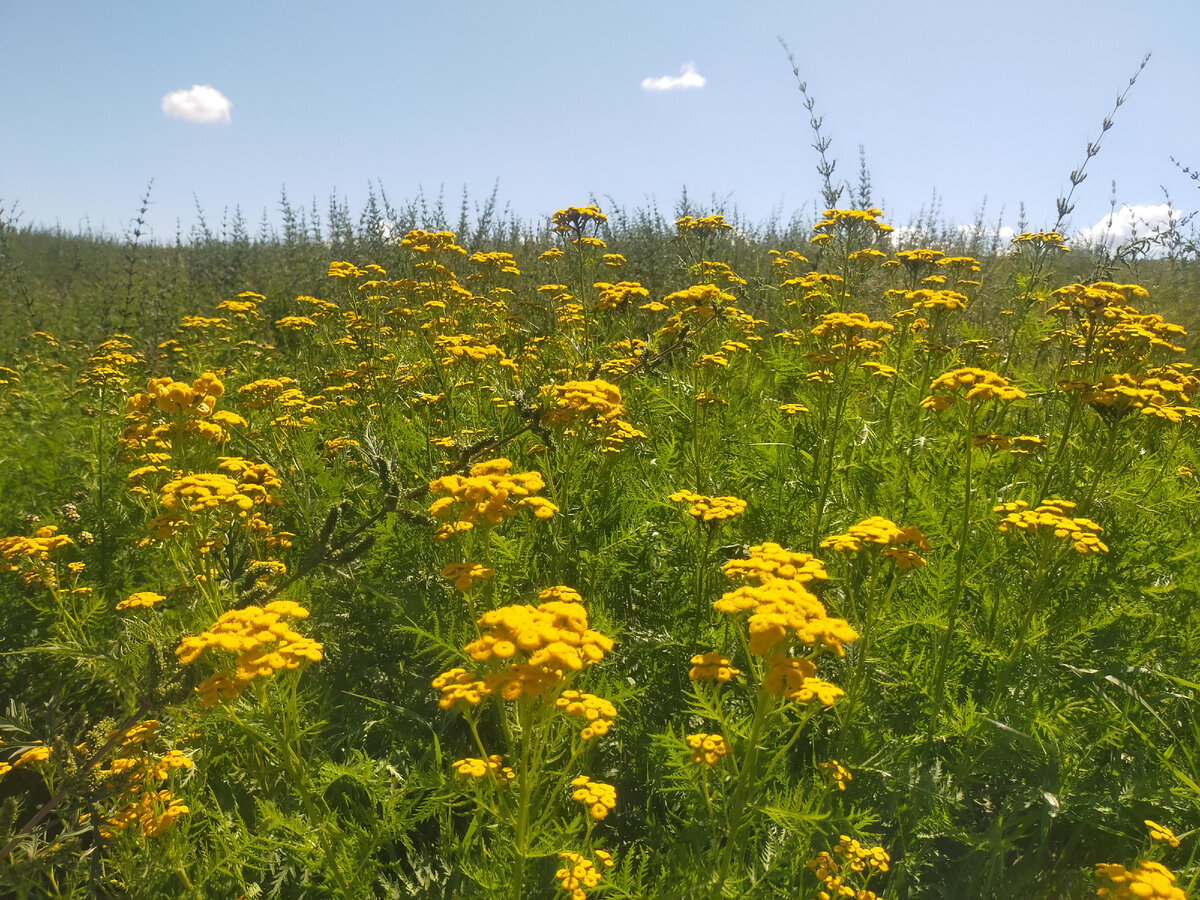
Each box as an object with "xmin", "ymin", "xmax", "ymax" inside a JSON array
[
  {"xmin": 642, "ymin": 63, "xmax": 706, "ymax": 92},
  {"xmin": 161, "ymin": 85, "xmax": 232, "ymax": 123},
  {"xmin": 1074, "ymin": 203, "xmax": 1178, "ymax": 247}
]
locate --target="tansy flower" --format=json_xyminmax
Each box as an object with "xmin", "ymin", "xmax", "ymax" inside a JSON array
[
  {"xmin": 570, "ymin": 775, "xmax": 616, "ymax": 821},
  {"xmin": 685, "ymin": 732, "xmax": 729, "ymax": 766},
  {"xmin": 688, "ymin": 652, "xmax": 740, "ymax": 683},
  {"xmin": 1144, "ymin": 820, "xmax": 1181, "ymax": 848}
]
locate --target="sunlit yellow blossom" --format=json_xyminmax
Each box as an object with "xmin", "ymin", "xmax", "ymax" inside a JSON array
[
  {"xmin": 570, "ymin": 775, "xmax": 616, "ymax": 821},
  {"xmin": 1094, "ymin": 860, "xmax": 1184, "ymax": 900},
  {"xmin": 1145, "ymin": 820, "xmax": 1181, "ymax": 848},
  {"xmin": 994, "ymin": 499, "xmax": 1108, "ymax": 554},
  {"xmin": 685, "ymin": 732, "xmax": 729, "ymax": 766},
  {"xmin": 116, "ymin": 591, "xmax": 166, "ymax": 611},
  {"xmin": 556, "ymin": 690, "xmax": 617, "ymax": 740},
  {"xmin": 441, "ymin": 562, "xmax": 495, "ymax": 591},
  {"xmin": 668, "ymin": 490, "xmax": 746, "ymax": 523},
  {"xmin": 688, "ymin": 652, "xmax": 740, "ymax": 683},
  {"xmin": 452, "ymin": 754, "xmax": 514, "ymax": 783},
  {"xmin": 820, "ymin": 517, "xmax": 930, "ymax": 570},
  {"xmin": 428, "ymin": 458, "xmax": 557, "ymax": 533},
  {"xmin": 819, "ymin": 759, "xmax": 853, "ymax": 791}
]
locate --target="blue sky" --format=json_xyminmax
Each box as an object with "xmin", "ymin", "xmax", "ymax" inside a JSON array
[{"xmin": 3, "ymin": 0, "xmax": 1199, "ymax": 243}]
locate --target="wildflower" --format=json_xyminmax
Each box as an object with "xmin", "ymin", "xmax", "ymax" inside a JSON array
[
  {"xmin": 555, "ymin": 850, "xmax": 612, "ymax": 900},
  {"xmin": 722, "ymin": 543, "xmax": 828, "ymax": 585},
  {"xmin": 556, "ymin": 690, "xmax": 617, "ymax": 740},
  {"xmin": 994, "ymin": 499, "xmax": 1108, "ymax": 554},
  {"xmin": 552, "ymin": 206, "xmax": 608, "ymax": 233},
  {"xmin": 688, "ymin": 652, "xmax": 741, "ymax": 683},
  {"xmin": 676, "ymin": 214, "xmax": 734, "ymax": 234},
  {"xmin": 1010, "ymin": 231, "xmax": 1069, "ymax": 252},
  {"xmin": 542, "ymin": 380, "xmax": 625, "ymax": 428},
  {"xmin": 570, "ymin": 775, "xmax": 616, "ymax": 821},
  {"xmin": 1094, "ymin": 861, "xmax": 1185, "ymax": 900},
  {"xmin": 779, "ymin": 402, "xmax": 809, "ymax": 417},
  {"xmin": 820, "ymin": 516, "xmax": 931, "ymax": 570},
  {"xmin": 668, "ymin": 490, "xmax": 746, "ymax": 524},
  {"xmin": 428, "ymin": 458, "xmax": 557, "ymax": 535},
  {"xmin": 762, "ymin": 655, "xmax": 844, "ymax": 705},
  {"xmin": 685, "ymin": 732, "xmax": 729, "ymax": 766},
  {"xmin": 116, "ymin": 591, "xmax": 166, "ymax": 611},
  {"xmin": 921, "ymin": 367, "xmax": 1026, "ymax": 409},
  {"xmin": 175, "ymin": 601, "xmax": 323, "ymax": 706},
  {"xmin": 452, "ymin": 755, "xmax": 514, "ymax": 784},
  {"xmin": 594, "ymin": 281, "xmax": 649, "ymax": 310},
  {"xmin": 432, "ymin": 668, "xmax": 487, "ymax": 709},
  {"xmin": 1145, "ymin": 820, "xmax": 1181, "ymax": 848},
  {"xmin": 441, "ymin": 562, "xmax": 495, "ymax": 592},
  {"xmin": 819, "ymin": 759, "xmax": 852, "ymax": 791},
  {"xmin": 714, "ymin": 579, "xmax": 857, "ymax": 656}
]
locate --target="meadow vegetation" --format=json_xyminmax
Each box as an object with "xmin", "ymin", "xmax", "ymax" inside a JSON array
[{"xmin": 0, "ymin": 140, "xmax": 1199, "ymax": 897}]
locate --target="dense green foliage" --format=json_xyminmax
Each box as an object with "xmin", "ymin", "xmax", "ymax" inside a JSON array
[{"xmin": 0, "ymin": 196, "xmax": 1198, "ymax": 900}]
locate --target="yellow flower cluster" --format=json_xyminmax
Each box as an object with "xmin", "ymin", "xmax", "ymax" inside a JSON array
[
  {"xmin": 921, "ymin": 367, "xmax": 1026, "ymax": 410},
  {"xmin": 1077, "ymin": 372, "xmax": 1199, "ymax": 424},
  {"xmin": 763, "ymin": 655, "xmax": 844, "ymax": 705},
  {"xmin": 122, "ymin": 372, "xmax": 240, "ymax": 449},
  {"xmin": 175, "ymin": 601, "xmax": 324, "ymax": 707},
  {"xmin": 275, "ymin": 315, "xmax": 318, "ymax": 331},
  {"xmin": 428, "ymin": 458, "xmax": 558, "ymax": 538},
  {"xmin": 441, "ymin": 562, "xmax": 495, "ymax": 591},
  {"xmin": 552, "ymin": 206, "xmax": 608, "ymax": 233},
  {"xmin": 808, "ymin": 837, "xmax": 891, "ymax": 900},
  {"xmin": 780, "ymin": 402, "xmax": 810, "ymax": 417},
  {"xmin": 820, "ymin": 517, "xmax": 931, "ymax": 570},
  {"xmin": 555, "ymin": 690, "xmax": 617, "ymax": 740},
  {"xmin": 668, "ymin": 490, "xmax": 747, "ymax": 523},
  {"xmin": 994, "ymin": 500, "xmax": 1109, "ymax": 554},
  {"xmin": 432, "ymin": 668, "xmax": 487, "ymax": 709},
  {"xmin": 0, "ymin": 743, "xmax": 52, "ymax": 779},
  {"xmin": 104, "ymin": 789, "xmax": 190, "ymax": 839},
  {"xmin": 452, "ymin": 755, "xmax": 515, "ymax": 783},
  {"xmin": 819, "ymin": 759, "xmax": 852, "ymax": 791},
  {"xmin": 1011, "ymin": 230, "xmax": 1069, "ymax": 250},
  {"xmin": 400, "ymin": 230, "xmax": 468, "ymax": 257},
  {"xmin": 1049, "ymin": 281, "xmax": 1148, "ymax": 318},
  {"xmin": 570, "ymin": 775, "xmax": 617, "ymax": 821},
  {"xmin": 722, "ymin": 542, "xmax": 828, "ymax": 585},
  {"xmin": 906, "ymin": 289, "xmax": 968, "ymax": 311},
  {"xmin": 1145, "ymin": 820, "xmax": 1181, "ymax": 848},
  {"xmin": 116, "ymin": 591, "xmax": 165, "ymax": 611},
  {"xmin": 555, "ymin": 850, "xmax": 614, "ymax": 900},
  {"xmin": 675, "ymin": 214, "xmax": 734, "ymax": 233},
  {"xmin": 688, "ymin": 652, "xmax": 741, "ymax": 683},
  {"xmin": 469, "ymin": 250, "xmax": 521, "ymax": 275},
  {"xmin": 810, "ymin": 311, "xmax": 894, "ymax": 341},
  {"xmin": 685, "ymin": 732, "xmax": 729, "ymax": 766},
  {"xmin": 542, "ymin": 380, "xmax": 624, "ymax": 427},
  {"xmin": 714, "ymin": 577, "xmax": 857, "ymax": 657},
  {"xmin": 811, "ymin": 208, "xmax": 894, "ymax": 239},
  {"xmin": 662, "ymin": 283, "xmax": 737, "ymax": 318},
  {"xmin": 594, "ymin": 281, "xmax": 649, "ymax": 310},
  {"xmin": 0, "ymin": 525, "xmax": 74, "ymax": 576},
  {"xmin": 462, "ymin": 596, "xmax": 614, "ymax": 699},
  {"xmin": 1094, "ymin": 861, "xmax": 1185, "ymax": 900}
]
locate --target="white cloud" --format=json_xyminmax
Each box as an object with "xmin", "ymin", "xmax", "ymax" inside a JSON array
[
  {"xmin": 161, "ymin": 85, "xmax": 232, "ymax": 124},
  {"xmin": 1074, "ymin": 203, "xmax": 1179, "ymax": 248},
  {"xmin": 641, "ymin": 63, "xmax": 706, "ymax": 92}
]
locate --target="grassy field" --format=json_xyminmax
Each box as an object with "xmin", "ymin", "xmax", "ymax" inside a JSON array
[{"xmin": 0, "ymin": 194, "xmax": 1197, "ymax": 899}]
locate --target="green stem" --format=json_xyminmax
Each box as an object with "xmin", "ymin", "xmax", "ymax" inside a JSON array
[
  {"xmin": 928, "ymin": 403, "xmax": 976, "ymax": 731},
  {"xmin": 512, "ymin": 700, "xmax": 535, "ymax": 900},
  {"xmin": 714, "ymin": 686, "xmax": 772, "ymax": 895}
]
